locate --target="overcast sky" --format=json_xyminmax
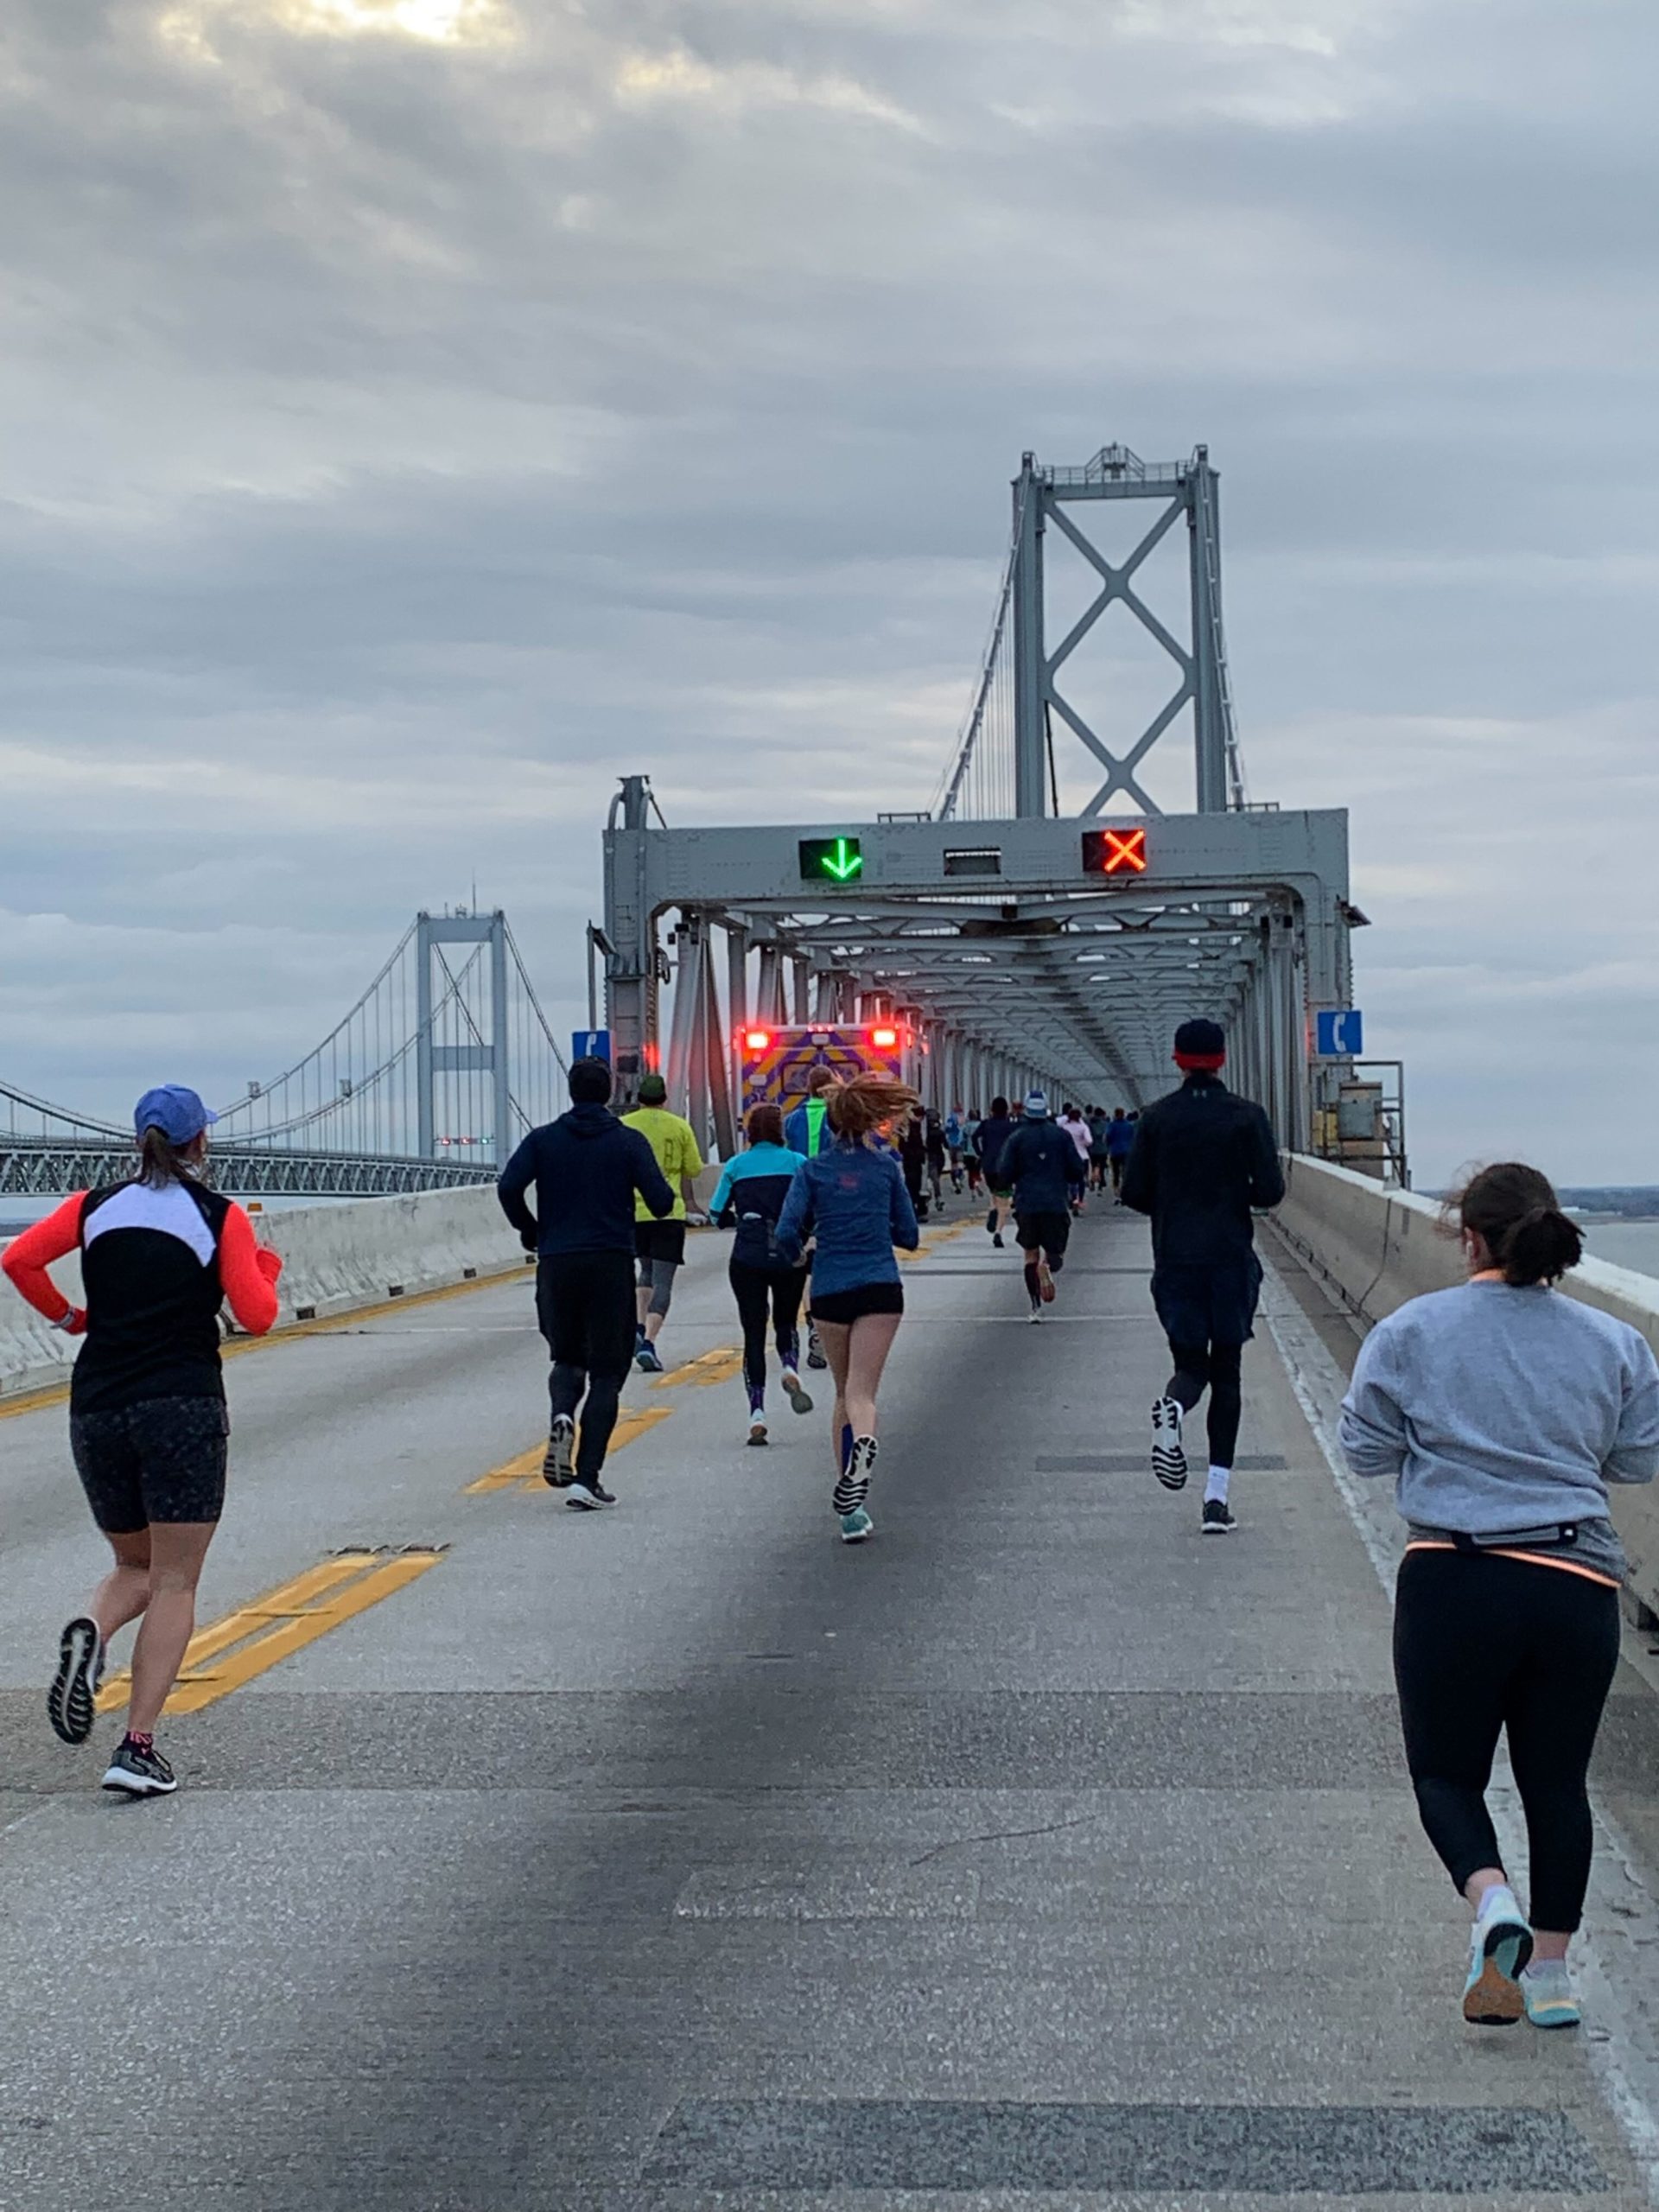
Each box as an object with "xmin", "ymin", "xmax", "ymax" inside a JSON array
[{"xmin": 3, "ymin": 0, "xmax": 1656, "ymax": 1185}]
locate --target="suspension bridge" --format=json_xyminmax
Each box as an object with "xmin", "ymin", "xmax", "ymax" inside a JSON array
[
  {"xmin": 6, "ymin": 440, "xmax": 1393, "ymax": 1198},
  {"xmin": 2, "ymin": 911, "xmax": 569, "ymax": 1197}
]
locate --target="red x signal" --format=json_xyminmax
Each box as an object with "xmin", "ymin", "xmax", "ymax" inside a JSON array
[{"xmin": 1082, "ymin": 827, "xmax": 1147, "ymax": 876}]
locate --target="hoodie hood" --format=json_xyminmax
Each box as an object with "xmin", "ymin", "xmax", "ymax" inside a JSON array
[{"xmin": 561, "ymin": 1103, "xmax": 619, "ymax": 1140}]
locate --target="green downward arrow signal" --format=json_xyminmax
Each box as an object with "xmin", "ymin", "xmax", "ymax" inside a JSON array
[{"xmin": 822, "ymin": 837, "xmax": 863, "ymax": 881}]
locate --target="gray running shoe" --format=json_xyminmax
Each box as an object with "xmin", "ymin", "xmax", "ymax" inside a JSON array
[
  {"xmin": 101, "ymin": 1739, "xmax": 177, "ymax": 1797},
  {"xmin": 48, "ymin": 1617, "xmax": 104, "ymax": 1745},
  {"xmin": 543, "ymin": 1415, "xmax": 575, "ymax": 1487}
]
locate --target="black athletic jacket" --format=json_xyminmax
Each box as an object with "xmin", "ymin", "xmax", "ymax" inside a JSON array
[
  {"xmin": 497, "ymin": 1104, "xmax": 673, "ymax": 1258},
  {"xmin": 1121, "ymin": 1074, "xmax": 1284, "ymax": 1268}
]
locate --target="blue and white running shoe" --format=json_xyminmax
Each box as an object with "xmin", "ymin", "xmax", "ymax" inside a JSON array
[
  {"xmin": 1522, "ymin": 1961, "xmax": 1581, "ymax": 2030},
  {"xmin": 839, "ymin": 1509, "xmax": 874, "ymax": 1545}
]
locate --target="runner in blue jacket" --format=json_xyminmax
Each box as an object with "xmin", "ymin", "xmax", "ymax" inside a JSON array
[{"xmin": 775, "ymin": 1074, "xmax": 920, "ymax": 1546}]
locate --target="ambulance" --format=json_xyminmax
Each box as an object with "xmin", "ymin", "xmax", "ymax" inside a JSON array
[{"xmin": 735, "ymin": 1022, "xmax": 922, "ymax": 1118}]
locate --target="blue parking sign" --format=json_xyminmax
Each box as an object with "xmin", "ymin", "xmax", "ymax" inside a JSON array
[
  {"xmin": 1315, "ymin": 1010, "xmax": 1363, "ymax": 1057},
  {"xmin": 572, "ymin": 1029, "xmax": 611, "ymax": 1064}
]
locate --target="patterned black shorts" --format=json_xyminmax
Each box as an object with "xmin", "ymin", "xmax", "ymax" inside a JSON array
[{"xmin": 68, "ymin": 1396, "xmax": 230, "ymax": 1534}]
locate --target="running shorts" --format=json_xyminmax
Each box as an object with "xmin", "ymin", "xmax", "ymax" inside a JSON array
[
  {"xmin": 633, "ymin": 1219, "xmax": 687, "ymax": 1268},
  {"xmin": 988, "ymin": 1180, "xmax": 1014, "ymax": 1200},
  {"xmin": 1015, "ymin": 1209, "xmax": 1071, "ymax": 1259},
  {"xmin": 808, "ymin": 1281, "xmax": 905, "ymax": 1325},
  {"xmin": 1150, "ymin": 1256, "xmax": 1263, "ymax": 1348},
  {"xmin": 69, "ymin": 1395, "xmax": 230, "ymax": 1533}
]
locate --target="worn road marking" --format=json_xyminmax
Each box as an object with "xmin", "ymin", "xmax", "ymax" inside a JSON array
[
  {"xmin": 654, "ymin": 1346, "xmax": 743, "ymax": 1388},
  {"xmin": 520, "ymin": 1405, "xmax": 674, "ymax": 1484},
  {"xmin": 467, "ymin": 1405, "xmax": 677, "ymax": 1493},
  {"xmin": 466, "ymin": 1445, "xmax": 545, "ymax": 1494},
  {"xmin": 96, "ymin": 1548, "xmax": 445, "ymax": 1717}
]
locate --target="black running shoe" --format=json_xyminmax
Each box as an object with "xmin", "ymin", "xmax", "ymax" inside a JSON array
[
  {"xmin": 48, "ymin": 1616, "xmax": 104, "ymax": 1745},
  {"xmin": 806, "ymin": 1328, "xmax": 828, "ymax": 1372},
  {"xmin": 102, "ymin": 1739, "xmax": 177, "ymax": 1796},
  {"xmin": 1151, "ymin": 1396, "xmax": 1188, "ymax": 1491},
  {"xmin": 832, "ymin": 1435, "xmax": 878, "ymax": 1517},
  {"xmin": 1201, "ymin": 1498, "xmax": 1237, "ymax": 1535},
  {"xmin": 565, "ymin": 1479, "xmax": 615, "ymax": 1510},
  {"xmin": 985, "ymin": 1206, "xmax": 998, "ymax": 1234},
  {"xmin": 543, "ymin": 1415, "xmax": 575, "ymax": 1487}
]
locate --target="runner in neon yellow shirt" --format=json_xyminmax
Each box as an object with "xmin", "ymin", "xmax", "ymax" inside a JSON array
[{"xmin": 621, "ymin": 1074, "xmax": 705, "ymax": 1373}]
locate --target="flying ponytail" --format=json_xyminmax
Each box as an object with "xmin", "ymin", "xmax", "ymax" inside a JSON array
[{"xmin": 823, "ymin": 1073, "xmax": 920, "ymax": 1143}]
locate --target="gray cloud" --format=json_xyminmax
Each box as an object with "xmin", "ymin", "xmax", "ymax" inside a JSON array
[{"xmin": 3, "ymin": 0, "xmax": 1656, "ymax": 1180}]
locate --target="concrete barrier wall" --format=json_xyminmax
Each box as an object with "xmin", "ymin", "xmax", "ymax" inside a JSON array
[
  {"xmin": 2, "ymin": 1184, "xmax": 527, "ymax": 1402},
  {"xmin": 1277, "ymin": 1153, "xmax": 1659, "ymax": 1619}
]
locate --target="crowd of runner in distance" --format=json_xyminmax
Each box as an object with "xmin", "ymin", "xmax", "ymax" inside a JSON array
[{"xmin": 4, "ymin": 1027, "xmax": 1657, "ymax": 2044}]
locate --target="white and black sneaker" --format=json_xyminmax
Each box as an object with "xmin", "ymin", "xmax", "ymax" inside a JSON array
[
  {"xmin": 48, "ymin": 1616, "xmax": 104, "ymax": 1745},
  {"xmin": 101, "ymin": 1738, "xmax": 177, "ymax": 1797},
  {"xmin": 1201, "ymin": 1498, "xmax": 1237, "ymax": 1535},
  {"xmin": 565, "ymin": 1478, "xmax": 616, "ymax": 1510},
  {"xmin": 747, "ymin": 1417, "xmax": 769, "ymax": 1446},
  {"xmin": 1027, "ymin": 1300, "xmax": 1043, "ymax": 1324},
  {"xmin": 806, "ymin": 1329, "xmax": 828, "ymax": 1372},
  {"xmin": 832, "ymin": 1435, "xmax": 878, "ymax": 1518},
  {"xmin": 543, "ymin": 1415, "xmax": 575, "ymax": 1487},
  {"xmin": 1151, "ymin": 1396, "xmax": 1188, "ymax": 1491}
]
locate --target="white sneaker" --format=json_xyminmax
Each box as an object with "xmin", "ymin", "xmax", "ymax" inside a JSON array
[
  {"xmin": 747, "ymin": 1417, "xmax": 769, "ymax": 1446},
  {"xmin": 780, "ymin": 1370, "xmax": 813, "ymax": 1415},
  {"xmin": 1151, "ymin": 1397, "xmax": 1188, "ymax": 1491}
]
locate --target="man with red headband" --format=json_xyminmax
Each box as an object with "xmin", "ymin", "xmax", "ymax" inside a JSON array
[{"xmin": 1122, "ymin": 1018, "xmax": 1284, "ymax": 1533}]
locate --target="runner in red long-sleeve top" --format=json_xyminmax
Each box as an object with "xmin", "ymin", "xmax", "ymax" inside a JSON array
[{"xmin": 2, "ymin": 1084, "xmax": 282, "ymax": 1796}]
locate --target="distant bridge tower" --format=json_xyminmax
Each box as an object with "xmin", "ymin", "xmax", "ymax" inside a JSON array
[
  {"xmin": 416, "ymin": 909, "xmax": 511, "ymax": 1162},
  {"xmin": 1012, "ymin": 444, "xmax": 1247, "ymax": 817}
]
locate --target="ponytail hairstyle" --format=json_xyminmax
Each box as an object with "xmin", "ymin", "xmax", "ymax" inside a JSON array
[
  {"xmin": 1452, "ymin": 1160, "xmax": 1583, "ymax": 1287},
  {"xmin": 746, "ymin": 1101, "xmax": 784, "ymax": 1148},
  {"xmin": 136, "ymin": 1126, "xmax": 205, "ymax": 1189},
  {"xmin": 823, "ymin": 1072, "xmax": 921, "ymax": 1144}
]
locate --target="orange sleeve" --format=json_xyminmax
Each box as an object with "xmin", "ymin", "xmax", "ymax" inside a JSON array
[
  {"xmin": 219, "ymin": 1205, "xmax": 282, "ymax": 1335},
  {"xmin": 0, "ymin": 1193, "xmax": 88, "ymax": 1330}
]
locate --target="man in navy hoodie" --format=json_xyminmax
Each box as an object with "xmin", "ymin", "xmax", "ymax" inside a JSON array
[{"xmin": 498, "ymin": 1058, "xmax": 674, "ymax": 1509}]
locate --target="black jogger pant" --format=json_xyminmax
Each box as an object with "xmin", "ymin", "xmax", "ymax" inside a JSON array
[
  {"xmin": 1165, "ymin": 1339, "xmax": 1243, "ymax": 1470},
  {"xmin": 536, "ymin": 1250, "xmax": 636, "ymax": 1480},
  {"xmin": 728, "ymin": 1261, "xmax": 807, "ymax": 1395},
  {"xmin": 1393, "ymin": 1548, "xmax": 1620, "ymax": 1931}
]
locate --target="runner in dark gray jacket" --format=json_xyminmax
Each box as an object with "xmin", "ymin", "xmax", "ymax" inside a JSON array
[{"xmin": 498, "ymin": 1057, "xmax": 673, "ymax": 1509}]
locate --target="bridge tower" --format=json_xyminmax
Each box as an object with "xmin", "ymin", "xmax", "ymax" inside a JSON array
[
  {"xmin": 415, "ymin": 910, "xmax": 512, "ymax": 1162},
  {"xmin": 1011, "ymin": 445, "xmax": 1245, "ymax": 817}
]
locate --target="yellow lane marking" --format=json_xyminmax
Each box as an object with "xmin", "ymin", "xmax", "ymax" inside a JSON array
[
  {"xmin": 467, "ymin": 1404, "xmax": 677, "ymax": 1494},
  {"xmin": 654, "ymin": 1345, "xmax": 743, "ymax": 1388},
  {"xmin": 466, "ymin": 1446, "xmax": 544, "ymax": 1494},
  {"xmin": 0, "ymin": 1261, "xmax": 534, "ymax": 1422},
  {"xmin": 96, "ymin": 1548, "xmax": 445, "ymax": 1718}
]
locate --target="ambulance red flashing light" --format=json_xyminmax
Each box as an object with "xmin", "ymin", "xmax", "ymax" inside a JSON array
[
  {"xmin": 744, "ymin": 1029, "xmax": 772, "ymax": 1052},
  {"xmin": 870, "ymin": 1027, "xmax": 899, "ymax": 1049}
]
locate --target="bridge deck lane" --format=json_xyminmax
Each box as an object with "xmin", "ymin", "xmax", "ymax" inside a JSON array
[{"xmin": 2, "ymin": 1206, "xmax": 1657, "ymax": 2207}]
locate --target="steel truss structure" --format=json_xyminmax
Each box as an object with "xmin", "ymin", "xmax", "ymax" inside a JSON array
[
  {"xmin": 0, "ymin": 1139, "xmax": 494, "ymax": 1199},
  {"xmin": 604, "ymin": 781, "xmax": 1353, "ymax": 1160},
  {"xmin": 1012, "ymin": 444, "xmax": 1247, "ymax": 817}
]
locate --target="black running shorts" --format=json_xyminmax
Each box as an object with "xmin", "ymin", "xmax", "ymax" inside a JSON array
[
  {"xmin": 1015, "ymin": 1209, "xmax": 1071, "ymax": 1259},
  {"xmin": 69, "ymin": 1395, "xmax": 230, "ymax": 1533},
  {"xmin": 633, "ymin": 1219, "xmax": 687, "ymax": 1268},
  {"xmin": 1151, "ymin": 1256, "xmax": 1263, "ymax": 1348},
  {"xmin": 808, "ymin": 1281, "xmax": 905, "ymax": 1325}
]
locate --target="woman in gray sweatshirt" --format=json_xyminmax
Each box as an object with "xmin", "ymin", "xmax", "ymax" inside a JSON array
[{"xmin": 1341, "ymin": 1161, "xmax": 1659, "ymax": 2031}]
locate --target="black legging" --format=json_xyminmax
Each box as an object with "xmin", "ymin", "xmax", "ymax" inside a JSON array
[
  {"xmin": 537, "ymin": 1250, "xmax": 635, "ymax": 1481},
  {"xmin": 1394, "ymin": 1548, "xmax": 1620, "ymax": 1931},
  {"xmin": 728, "ymin": 1261, "xmax": 808, "ymax": 1395},
  {"xmin": 1165, "ymin": 1338, "xmax": 1243, "ymax": 1469}
]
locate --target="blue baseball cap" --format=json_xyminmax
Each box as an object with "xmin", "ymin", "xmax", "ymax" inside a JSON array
[
  {"xmin": 134, "ymin": 1084, "xmax": 218, "ymax": 1145},
  {"xmin": 1023, "ymin": 1089, "xmax": 1050, "ymax": 1118}
]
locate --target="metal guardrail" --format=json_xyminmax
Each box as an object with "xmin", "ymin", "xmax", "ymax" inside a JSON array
[{"xmin": 0, "ymin": 1140, "xmax": 496, "ymax": 1198}]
